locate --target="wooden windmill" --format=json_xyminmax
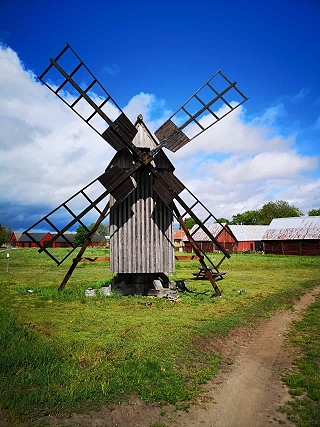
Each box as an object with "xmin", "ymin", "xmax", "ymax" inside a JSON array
[{"xmin": 23, "ymin": 44, "xmax": 248, "ymax": 296}]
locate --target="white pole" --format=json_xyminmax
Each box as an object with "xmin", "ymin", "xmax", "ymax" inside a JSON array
[{"xmin": 6, "ymin": 252, "xmax": 9, "ymax": 273}]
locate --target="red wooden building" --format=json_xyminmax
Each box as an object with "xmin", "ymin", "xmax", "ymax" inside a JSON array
[
  {"xmin": 10, "ymin": 231, "xmax": 107, "ymax": 248},
  {"xmin": 228, "ymin": 225, "xmax": 268, "ymax": 252},
  {"xmin": 263, "ymin": 216, "xmax": 320, "ymax": 255},
  {"xmin": 10, "ymin": 232, "xmax": 53, "ymax": 248},
  {"xmin": 183, "ymin": 224, "xmax": 268, "ymax": 253},
  {"xmin": 183, "ymin": 223, "xmax": 236, "ymax": 253}
]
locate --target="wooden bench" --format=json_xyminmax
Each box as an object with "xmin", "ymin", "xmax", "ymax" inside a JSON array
[{"xmin": 192, "ymin": 268, "xmax": 226, "ymax": 281}]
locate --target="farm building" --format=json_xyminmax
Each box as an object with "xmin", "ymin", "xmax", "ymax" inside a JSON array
[
  {"xmin": 10, "ymin": 232, "xmax": 23, "ymax": 247},
  {"xmin": 173, "ymin": 229, "xmax": 186, "ymax": 251},
  {"xmin": 228, "ymin": 225, "xmax": 269, "ymax": 252},
  {"xmin": 263, "ymin": 216, "xmax": 320, "ymax": 255},
  {"xmin": 52, "ymin": 232, "xmax": 76, "ymax": 248},
  {"xmin": 11, "ymin": 232, "xmax": 53, "ymax": 248},
  {"xmin": 183, "ymin": 224, "xmax": 268, "ymax": 253},
  {"xmin": 183, "ymin": 223, "xmax": 236, "ymax": 253},
  {"xmin": 10, "ymin": 231, "xmax": 107, "ymax": 248}
]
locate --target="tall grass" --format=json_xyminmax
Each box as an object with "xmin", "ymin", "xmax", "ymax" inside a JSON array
[{"xmin": 0, "ymin": 249, "xmax": 319, "ymax": 422}]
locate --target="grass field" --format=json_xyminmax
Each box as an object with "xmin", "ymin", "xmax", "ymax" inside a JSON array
[{"xmin": 0, "ymin": 247, "xmax": 319, "ymax": 423}]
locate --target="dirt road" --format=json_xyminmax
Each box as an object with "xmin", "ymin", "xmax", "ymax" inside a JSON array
[{"xmin": 25, "ymin": 287, "xmax": 320, "ymax": 426}]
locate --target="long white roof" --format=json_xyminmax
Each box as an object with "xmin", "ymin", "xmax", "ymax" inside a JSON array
[
  {"xmin": 263, "ymin": 216, "xmax": 320, "ymax": 240},
  {"xmin": 229, "ymin": 225, "xmax": 269, "ymax": 241}
]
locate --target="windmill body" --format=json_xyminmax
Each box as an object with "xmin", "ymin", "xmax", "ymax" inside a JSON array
[
  {"xmin": 23, "ymin": 44, "xmax": 248, "ymax": 295},
  {"xmin": 108, "ymin": 119, "xmax": 175, "ymax": 293}
]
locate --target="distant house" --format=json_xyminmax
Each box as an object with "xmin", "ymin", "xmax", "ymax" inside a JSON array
[
  {"xmin": 11, "ymin": 232, "xmax": 53, "ymax": 248},
  {"xmin": 183, "ymin": 223, "xmax": 235, "ymax": 253},
  {"xmin": 10, "ymin": 231, "xmax": 107, "ymax": 248},
  {"xmin": 183, "ymin": 223, "xmax": 268, "ymax": 253},
  {"xmin": 10, "ymin": 232, "xmax": 23, "ymax": 247},
  {"xmin": 89, "ymin": 235, "xmax": 108, "ymax": 247},
  {"xmin": 173, "ymin": 229, "xmax": 186, "ymax": 251},
  {"xmin": 53, "ymin": 232, "xmax": 76, "ymax": 248},
  {"xmin": 228, "ymin": 225, "xmax": 269, "ymax": 252},
  {"xmin": 263, "ymin": 216, "xmax": 320, "ymax": 256}
]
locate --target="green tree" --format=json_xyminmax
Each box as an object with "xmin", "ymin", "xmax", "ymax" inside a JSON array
[
  {"xmin": 231, "ymin": 210, "xmax": 261, "ymax": 225},
  {"xmin": 0, "ymin": 223, "xmax": 12, "ymax": 246},
  {"xmin": 215, "ymin": 217, "xmax": 230, "ymax": 224},
  {"xmin": 88, "ymin": 222, "xmax": 109, "ymax": 235},
  {"xmin": 308, "ymin": 208, "xmax": 320, "ymax": 216},
  {"xmin": 0, "ymin": 226, "xmax": 4, "ymax": 246},
  {"xmin": 259, "ymin": 200, "xmax": 303, "ymax": 225},
  {"xmin": 73, "ymin": 225, "xmax": 89, "ymax": 247},
  {"xmin": 184, "ymin": 217, "xmax": 196, "ymax": 229}
]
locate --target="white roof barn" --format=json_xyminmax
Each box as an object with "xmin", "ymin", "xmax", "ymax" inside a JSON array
[
  {"xmin": 262, "ymin": 216, "xmax": 320, "ymax": 255},
  {"xmin": 229, "ymin": 225, "xmax": 269, "ymax": 242},
  {"xmin": 263, "ymin": 216, "xmax": 320, "ymax": 240}
]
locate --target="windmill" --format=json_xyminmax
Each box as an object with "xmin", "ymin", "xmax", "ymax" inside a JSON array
[{"xmin": 23, "ymin": 44, "xmax": 248, "ymax": 296}]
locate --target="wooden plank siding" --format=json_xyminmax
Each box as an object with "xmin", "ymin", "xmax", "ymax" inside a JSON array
[
  {"xmin": 264, "ymin": 240, "xmax": 320, "ymax": 256},
  {"xmin": 110, "ymin": 170, "xmax": 174, "ymax": 273}
]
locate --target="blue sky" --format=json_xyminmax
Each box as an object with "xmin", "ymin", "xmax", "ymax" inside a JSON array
[{"xmin": 1, "ymin": 0, "xmax": 319, "ymax": 230}]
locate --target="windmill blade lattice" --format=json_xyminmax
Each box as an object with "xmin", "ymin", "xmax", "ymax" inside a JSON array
[
  {"xmin": 154, "ymin": 70, "xmax": 248, "ymax": 153},
  {"xmin": 152, "ymin": 169, "xmax": 236, "ymax": 258},
  {"xmin": 23, "ymin": 165, "xmax": 137, "ymax": 265},
  {"xmin": 38, "ymin": 44, "xmax": 139, "ymax": 154}
]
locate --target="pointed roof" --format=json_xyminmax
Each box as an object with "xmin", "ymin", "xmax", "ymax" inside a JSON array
[
  {"xmin": 132, "ymin": 117, "xmax": 158, "ymax": 149},
  {"xmin": 106, "ymin": 116, "xmax": 175, "ymax": 171},
  {"xmin": 11, "ymin": 231, "xmax": 23, "ymax": 241}
]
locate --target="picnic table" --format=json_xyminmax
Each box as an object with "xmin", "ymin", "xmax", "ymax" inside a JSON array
[{"xmin": 192, "ymin": 267, "xmax": 226, "ymax": 281}]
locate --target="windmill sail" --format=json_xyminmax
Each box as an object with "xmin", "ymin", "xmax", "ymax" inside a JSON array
[
  {"xmin": 154, "ymin": 70, "xmax": 248, "ymax": 152},
  {"xmin": 23, "ymin": 165, "xmax": 137, "ymax": 265},
  {"xmin": 38, "ymin": 44, "xmax": 138, "ymax": 154}
]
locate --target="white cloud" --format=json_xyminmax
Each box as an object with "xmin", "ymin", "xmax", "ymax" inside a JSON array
[{"xmin": 0, "ymin": 45, "xmax": 319, "ymax": 230}]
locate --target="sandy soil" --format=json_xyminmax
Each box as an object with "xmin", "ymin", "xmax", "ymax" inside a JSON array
[{"xmin": 3, "ymin": 287, "xmax": 320, "ymax": 427}]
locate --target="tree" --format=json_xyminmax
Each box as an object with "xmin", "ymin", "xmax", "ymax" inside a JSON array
[
  {"xmin": 73, "ymin": 225, "xmax": 89, "ymax": 247},
  {"xmin": 231, "ymin": 210, "xmax": 261, "ymax": 225},
  {"xmin": 88, "ymin": 222, "xmax": 109, "ymax": 235},
  {"xmin": 215, "ymin": 217, "xmax": 230, "ymax": 224},
  {"xmin": 0, "ymin": 223, "xmax": 12, "ymax": 245},
  {"xmin": 308, "ymin": 208, "xmax": 320, "ymax": 216},
  {"xmin": 184, "ymin": 217, "xmax": 196, "ymax": 229},
  {"xmin": 259, "ymin": 200, "xmax": 303, "ymax": 225},
  {"xmin": 0, "ymin": 227, "xmax": 4, "ymax": 247}
]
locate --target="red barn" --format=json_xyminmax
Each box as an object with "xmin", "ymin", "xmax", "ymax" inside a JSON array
[
  {"xmin": 263, "ymin": 216, "xmax": 320, "ymax": 255},
  {"xmin": 183, "ymin": 223, "xmax": 236, "ymax": 253},
  {"xmin": 10, "ymin": 232, "xmax": 22, "ymax": 247},
  {"xmin": 227, "ymin": 225, "xmax": 268, "ymax": 252},
  {"xmin": 11, "ymin": 232, "xmax": 53, "ymax": 248},
  {"xmin": 183, "ymin": 224, "xmax": 268, "ymax": 253}
]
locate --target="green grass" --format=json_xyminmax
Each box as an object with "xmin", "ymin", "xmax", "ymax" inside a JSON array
[
  {"xmin": 280, "ymin": 294, "xmax": 320, "ymax": 427},
  {"xmin": 0, "ymin": 248, "xmax": 319, "ymax": 423}
]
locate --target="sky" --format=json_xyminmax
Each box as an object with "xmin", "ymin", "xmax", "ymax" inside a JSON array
[{"xmin": 1, "ymin": 0, "xmax": 320, "ymax": 231}]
